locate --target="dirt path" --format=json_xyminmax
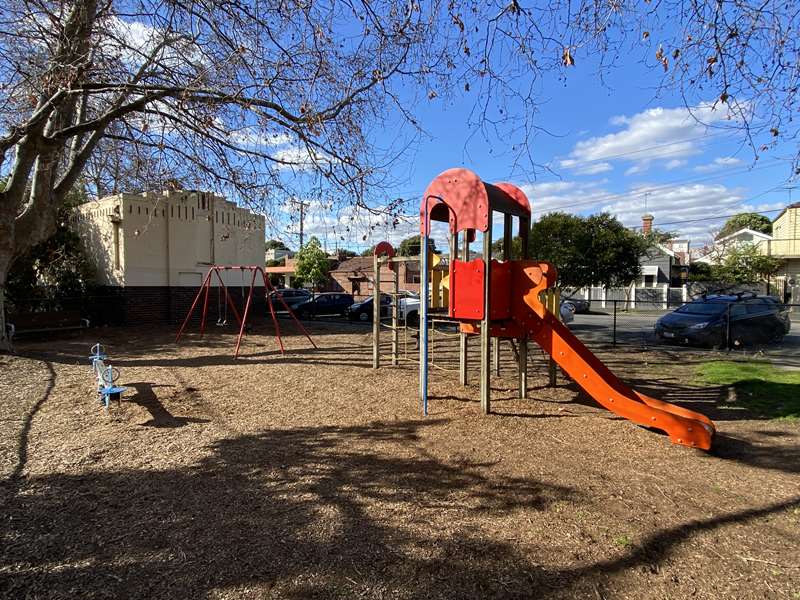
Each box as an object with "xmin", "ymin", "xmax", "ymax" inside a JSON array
[{"xmin": 1, "ymin": 325, "xmax": 798, "ymax": 599}]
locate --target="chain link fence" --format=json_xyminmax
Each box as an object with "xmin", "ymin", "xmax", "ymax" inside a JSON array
[{"xmin": 566, "ymin": 298, "xmax": 800, "ymax": 361}]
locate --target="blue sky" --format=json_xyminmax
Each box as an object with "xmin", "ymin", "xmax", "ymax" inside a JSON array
[
  {"xmin": 266, "ymin": 34, "xmax": 798, "ymax": 254},
  {"xmin": 82, "ymin": 10, "xmax": 796, "ymax": 256}
]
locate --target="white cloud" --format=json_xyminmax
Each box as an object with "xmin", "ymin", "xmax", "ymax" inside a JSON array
[
  {"xmin": 229, "ymin": 129, "xmax": 293, "ymax": 148},
  {"xmin": 602, "ymin": 183, "xmax": 745, "ymax": 239},
  {"xmin": 520, "ymin": 180, "xmax": 610, "ymax": 216},
  {"xmin": 693, "ymin": 156, "xmax": 744, "ymax": 173},
  {"xmin": 517, "ymin": 177, "xmax": 757, "ymax": 243},
  {"xmin": 559, "ymin": 104, "xmax": 733, "ymax": 176},
  {"xmin": 558, "ymin": 159, "xmax": 613, "ymax": 176},
  {"xmin": 665, "ymin": 159, "xmax": 687, "ymax": 170}
]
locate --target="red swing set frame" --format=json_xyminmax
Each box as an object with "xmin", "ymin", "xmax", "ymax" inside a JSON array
[{"xmin": 175, "ymin": 265, "xmax": 316, "ymax": 358}]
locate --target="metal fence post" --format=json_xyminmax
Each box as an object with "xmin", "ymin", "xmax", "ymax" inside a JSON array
[
  {"xmin": 725, "ymin": 302, "xmax": 731, "ymax": 352},
  {"xmin": 612, "ymin": 300, "xmax": 617, "ymax": 347}
]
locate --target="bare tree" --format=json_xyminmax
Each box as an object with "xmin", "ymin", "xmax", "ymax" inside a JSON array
[{"xmin": 1, "ymin": 0, "xmax": 797, "ymax": 348}]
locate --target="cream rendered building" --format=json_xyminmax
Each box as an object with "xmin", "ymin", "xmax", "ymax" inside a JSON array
[{"xmin": 75, "ymin": 190, "xmax": 266, "ymax": 323}]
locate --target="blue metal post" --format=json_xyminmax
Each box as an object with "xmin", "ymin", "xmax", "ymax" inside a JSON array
[{"xmin": 419, "ymin": 232, "xmax": 429, "ymax": 416}]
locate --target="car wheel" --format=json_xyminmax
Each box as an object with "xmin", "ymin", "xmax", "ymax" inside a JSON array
[{"xmin": 358, "ymin": 311, "xmax": 370, "ymax": 322}]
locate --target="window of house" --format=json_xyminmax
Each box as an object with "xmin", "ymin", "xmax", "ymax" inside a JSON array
[
  {"xmin": 129, "ymin": 205, "xmax": 132, "ymax": 214},
  {"xmin": 137, "ymin": 206, "xmax": 141, "ymax": 215},
  {"xmin": 192, "ymin": 207, "xmax": 195, "ymax": 219},
  {"xmin": 644, "ymin": 274, "xmax": 655, "ymax": 287}
]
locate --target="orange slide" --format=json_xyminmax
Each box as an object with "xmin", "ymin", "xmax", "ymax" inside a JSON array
[{"xmin": 514, "ymin": 262, "xmax": 715, "ymax": 450}]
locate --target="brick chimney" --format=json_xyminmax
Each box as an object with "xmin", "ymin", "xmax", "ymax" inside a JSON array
[{"xmin": 641, "ymin": 213, "xmax": 654, "ymax": 235}]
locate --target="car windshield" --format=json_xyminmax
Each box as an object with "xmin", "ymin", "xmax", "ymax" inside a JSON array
[{"xmin": 675, "ymin": 302, "xmax": 729, "ymax": 315}]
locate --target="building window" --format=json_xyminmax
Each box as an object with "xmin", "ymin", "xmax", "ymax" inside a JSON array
[
  {"xmin": 145, "ymin": 207, "xmax": 149, "ymax": 215},
  {"xmin": 137, "ymin": 206, "xmax": 141, "ymax": 214},
  {"xmin": 192, "ymin": 207, "xmax": 195, "ymax": 219},
  {"xmin": 128, "ymin": 205, "xmax": 132, "ymax": 214},
  {"xmin": 170, "ymin": 205, "xmax": 174, "ymax": 218}
]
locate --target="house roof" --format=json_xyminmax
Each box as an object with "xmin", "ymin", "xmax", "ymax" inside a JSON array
[
  {"xmin": 330, "ymin": 256, "xmax": 376, "ymax": 273},
  {"xmin": 715, "ymin": 227, "xmax": 773, "ymax": 244},
  {"xmin": 772, "ymin": 202, "xmax": 800, "ymax": 223},
  {"xmin": 655, "ymin": 243, "xmax": 676, "ymax": 259},
  {"xmin": 330, "ymin": 255, "xmax": 448, "ymax": 273}
]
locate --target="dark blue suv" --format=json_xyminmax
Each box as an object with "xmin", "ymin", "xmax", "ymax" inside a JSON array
[
  {"xmin": 655, "ymin": 293, "xmax": 791, "ymax": 347},
  {"xmin": 288, "ymin": 293, "xmax": 354, "ymax": 319}
]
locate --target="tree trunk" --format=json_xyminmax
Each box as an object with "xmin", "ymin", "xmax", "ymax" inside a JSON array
[{"xmin": 0, "ymin": 254, "xmax": 11, "ymax": 353}]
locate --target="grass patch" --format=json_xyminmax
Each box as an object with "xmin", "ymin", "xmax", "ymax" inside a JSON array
[{"xmin": 696, "ymin": 361, "xmax": 800, "ymax": 420}]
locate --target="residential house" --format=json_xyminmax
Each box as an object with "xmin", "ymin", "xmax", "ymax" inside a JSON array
[
  {"xmin": 265, "ymin": 247, "xmax": 293, "ymax": 262},
  {"xmin": 693, "ymin": 227, "xmax": 773, "ymax": 265},
  {"xmin": 74, "ymin": 189, "xmax": 265, "ymax": 324},
  {"xmin": 771, "ymin": 202, "xmax": 800, "ymax": 303},
  {"xmin": 638, "ymin": 215, "xmax": 687, "ymax": 287},
  {"xmin": 329, "ymin": 256, "xmax": 424, "ymax": 299}
]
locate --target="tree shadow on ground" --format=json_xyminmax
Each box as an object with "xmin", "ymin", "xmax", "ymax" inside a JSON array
[
  {"xmin": 2, "ymin": 418, "xmax": 797, "ymax": 599},
  {"xmin": 1, "ymin": 419, "xmax": 575, "ymax": 598}
]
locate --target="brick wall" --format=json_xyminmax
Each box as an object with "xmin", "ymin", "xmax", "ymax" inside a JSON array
[{"xmin": 94, "ymin": 286, "xmax": 268, "ymax": 327}]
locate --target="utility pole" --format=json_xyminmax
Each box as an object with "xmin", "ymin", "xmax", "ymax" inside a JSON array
[{"xmin": 291, "ymin": 200, "xmax": 310, "ymax": 248}]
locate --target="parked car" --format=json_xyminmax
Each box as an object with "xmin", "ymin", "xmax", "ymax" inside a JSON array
[
  {"xmin": 562, "ymin": 296, "xmax": 590, "ymax": 314},
  {"xmin": 560, "ymin": 300, "xmax": 576, "ymax": 324},
  {"xmin": 655, "ymin": 294, "xmax": 791, "ymax": 347},
  {"xmin": 347, "ymin": 294, "xmax": 392, "ymax": 321},
  {"xmin": 288, "ymin": 293, "xmax": 354, "ymax": 319},
  {"xmin": 268, "ymin": 288, "xmax": 311, "ymax": 307},
  {"xmin": 399, "ymin": 292, "xmax": 421, "ymax": 325}
]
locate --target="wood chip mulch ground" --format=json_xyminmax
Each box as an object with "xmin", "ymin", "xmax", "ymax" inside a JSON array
[{"xmin": 1, "ymin": 321, "xmax": 798, "ymax": 599}]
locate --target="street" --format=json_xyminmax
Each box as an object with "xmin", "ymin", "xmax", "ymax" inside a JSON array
[{"xmin": 569, "ymin": 310, "xmax": 800, "ymax": 359}]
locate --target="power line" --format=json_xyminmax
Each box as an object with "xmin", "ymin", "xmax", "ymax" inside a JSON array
[{"xmin": 629, "ymin": 207, "xmax": 785, "ymax": 230}]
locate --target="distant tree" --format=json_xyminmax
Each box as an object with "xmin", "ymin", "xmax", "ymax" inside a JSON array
[
  {"xmin": 529, "ymin": 213, "xmax": 588, "ymax": 291},
  {"xmin": 584, "ymin": 214, "xmax": 647, "ymax": 289},
  {"xmin": 335, "ymin": 248, "xmax": 357, "ymax": 260},
  {"xmin": 398, "ymin": 235, "xmax": 438, "ymax": 257},
  {"xmin": 529, "ymin": 212, "xmax": 645, "ymax": 292},
  {"xmin": 712, "ymin": 244, "xmax": 782, "ymax": 283},
  {"xmin": 490, "ymin": 235, "xmax": 524, "ymax": 259},
  {"xmin": 294, "ymin": 237, "xmax": 330, "ymax": 290},
  {"xmin": 265, "ymin": 239, "xmax": 289, "ymax": 251},
  {"xmin": 360, "ymin": 246, "xmax": 375, "ymax": 257},
  {"xmin": 715, "ymin": 213, "xmax": 772, "ymax": 240},
  {"xmin": 688, "ymin": 262, "xmax": 714, "ymax": 282}
]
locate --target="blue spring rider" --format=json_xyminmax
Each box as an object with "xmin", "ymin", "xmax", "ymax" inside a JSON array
[{"xmin": 90, "ymin": 343, "xmax": 127, "ymax": 409}]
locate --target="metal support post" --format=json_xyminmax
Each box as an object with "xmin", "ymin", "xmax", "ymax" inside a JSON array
[
  {"xmin": 459, "ymin": 230, "xmax": 469, "ymax": 386},
  {"xmin": 480, "ymin": 217, "xmax": 492, "ymax": 414},
  {"xmin": 420, "ymin": 232, "xmax": 430, "ymax": 415},
  {"xmin": 373, "ymin": 254, "xmax": 381, "ymax": 369},
  {"xmin": 459, "ymin": 333, "xmax": 468, "ymax": 386},
  {"xmin": 392, "ymin": 265, "xmax": 399, "ymax": 366}
]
